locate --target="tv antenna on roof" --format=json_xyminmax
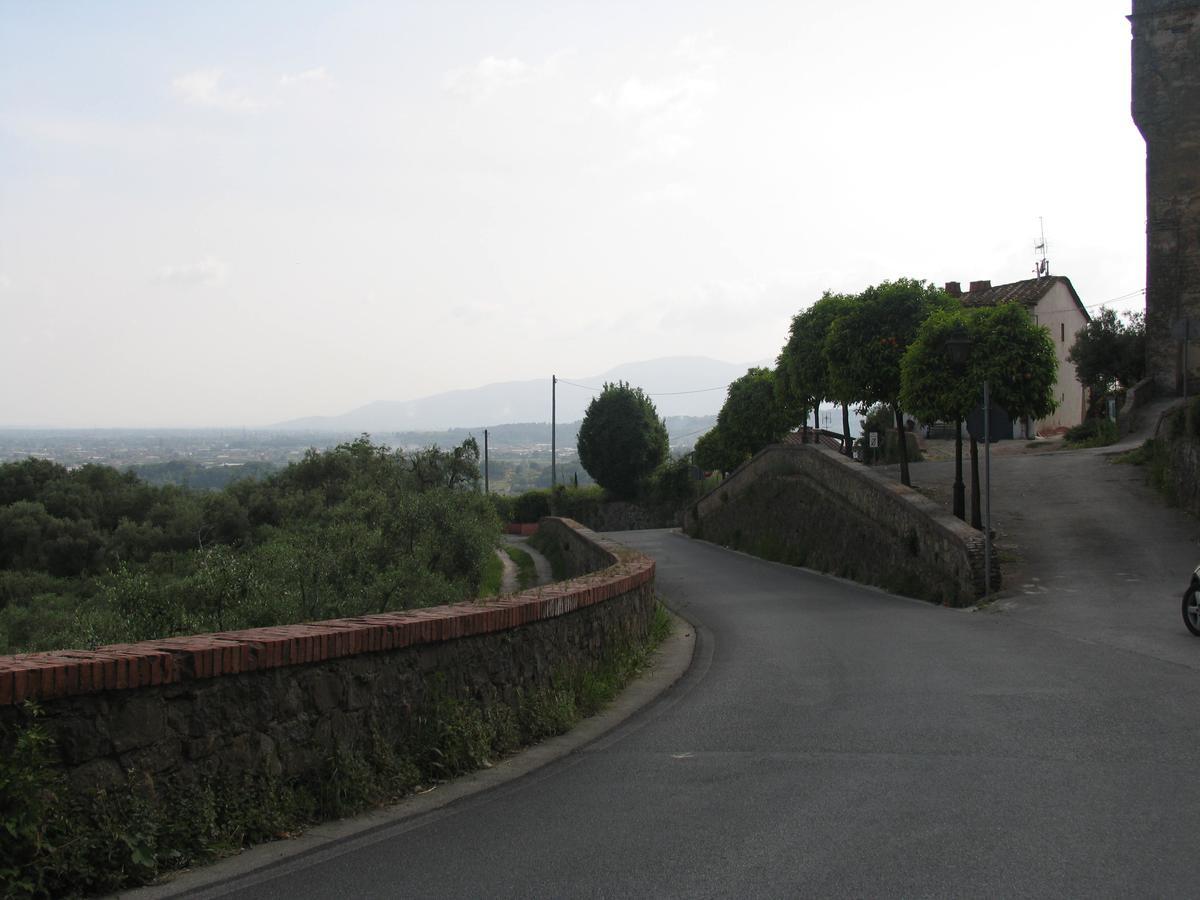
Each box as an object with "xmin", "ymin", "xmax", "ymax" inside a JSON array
[{"xmin": 1033, "ymin": 217, "xmax": 1050, "ymax": 279}]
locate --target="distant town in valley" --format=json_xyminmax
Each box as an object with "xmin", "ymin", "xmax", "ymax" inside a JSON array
[{"xmin": 0, "ymin": 415, "xmax": 719, "ymax": 493}]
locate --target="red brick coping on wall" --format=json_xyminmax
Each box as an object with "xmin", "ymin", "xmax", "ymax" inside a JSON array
[
  {"xmin": 0, "ymin": 521, "xmax": 653, "ymax": 707},
  {"xmin": 503, "ymin": 523, "xmax": 539, "ymax": 536}
]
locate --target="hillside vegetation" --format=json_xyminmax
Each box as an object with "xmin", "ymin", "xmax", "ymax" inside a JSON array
[{"xmin": 0, "ymin": 436, "xmax": 499, "ymax": 654}]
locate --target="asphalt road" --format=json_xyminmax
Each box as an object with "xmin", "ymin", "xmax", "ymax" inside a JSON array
[
  {"xmin": 180, "ymin": 517, "xmax": 1200, "ymax": 898},
  {"xmin": 890, "ymin": 441, "xmax": 1200, "ymax": 668}
]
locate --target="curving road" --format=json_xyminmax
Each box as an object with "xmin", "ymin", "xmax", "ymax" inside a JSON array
[{"xmin": 169, "ymin": 516, "xmax": 1200, "ymax": 899}]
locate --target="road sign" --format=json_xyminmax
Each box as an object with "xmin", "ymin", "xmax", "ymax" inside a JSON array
[{"xmin": 869, "ymin": 432, "xmax": 879, "ymax": 448}]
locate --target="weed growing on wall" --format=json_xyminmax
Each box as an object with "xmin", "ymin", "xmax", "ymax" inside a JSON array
[{"xmin": 0, "ymin": 602, "xmax": 673, "ymax": 896}]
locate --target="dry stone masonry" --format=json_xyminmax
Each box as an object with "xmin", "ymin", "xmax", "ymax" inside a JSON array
[{"xmin": 1131, "ymin": 0, "xmax": 1200, "ymax": 393}]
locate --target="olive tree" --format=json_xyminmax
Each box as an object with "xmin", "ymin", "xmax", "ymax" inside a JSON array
[{"xmin": 1067, "ymin": 308, "xmax": 1146, "ymax": 413}]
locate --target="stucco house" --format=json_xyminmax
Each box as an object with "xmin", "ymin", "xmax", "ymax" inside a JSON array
[{"xmin": 948, "ymin": 275, "xmax": 1090, "ymax": 436}]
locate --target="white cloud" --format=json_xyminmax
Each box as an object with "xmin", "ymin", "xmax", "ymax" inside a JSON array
[
  {"xmin": 444, "ymin": 57, "xmax": 531, "ymax": 100},
  {"xmin": 279, "ymin": 66, "xmax": 328, "ymax": 87},
  {"xmin": 593, "ymin": 39, "xmax": 722, "ymax": 165},
  {"xmin": 443, "ymin": 51, "xmax": 572, "ymax": 101},
  {"xmin": 154, "ymin": 256, "xmax": 229, "ymax": 288},
  {"xmin": 171, "ymin": 69, "xmax": 261, "ymax": 112},
  {"xmin": 594, "ymin": 73, "xmax": 715, "ymax": 125},
  {"xmin": 628, "ymin": 133, "xmax": 694, "ymax": 164},
  {"xmin": 636, "ymin": 182, "xmax": 697, "ymax": 205},
  {"xmin": 674, "ymin": 32, "xmax": 727, "ymax": 65}
]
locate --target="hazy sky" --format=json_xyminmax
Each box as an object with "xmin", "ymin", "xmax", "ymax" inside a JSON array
[{"xmin": 1, "ymin": 1, "xmax": 1146, "ymax": 427}]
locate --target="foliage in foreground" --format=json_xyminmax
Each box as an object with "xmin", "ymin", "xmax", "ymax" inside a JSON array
[
  {"xmin": 0, "ymin": 604, "xmax": 671, "ymax": 897},
  {"xmin": 0, "ymin": 437, "xmax": 500, "ymax": 654}
]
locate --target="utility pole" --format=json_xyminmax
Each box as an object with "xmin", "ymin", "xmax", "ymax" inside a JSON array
[
  {"xmin": 551, "ymin": 375, "xmax": 557, "ymax": 494},
  {"xmin": 983, "ymin": 380, "xmax": 992, "ymax": 600},
  {"xmin": 484, "ymin": 429, "xmax": 489, "ymax": 494}
]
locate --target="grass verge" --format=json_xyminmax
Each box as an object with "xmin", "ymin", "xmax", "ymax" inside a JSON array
[
  {"xmin": 479, "ymin": 550, "xmax": 505, "ymax": 596},
  {"xmin": 503, "ymin": 546, "xmax": 538, "ymax": 590}
]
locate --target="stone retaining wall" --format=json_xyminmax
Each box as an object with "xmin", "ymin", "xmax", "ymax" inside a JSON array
[
  {"xmin": 0, "ymin": 518, "xmax": 655, "ymax": 794},
  {"xmin": 684, "ymin": 444, "xmax": 992, "ymax": 606}
]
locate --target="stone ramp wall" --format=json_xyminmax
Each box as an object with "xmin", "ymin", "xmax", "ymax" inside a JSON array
[
  {"xmin": 684, "ymin": 444, "xmax": 991, "ymax": 606},
  {"xmin": 0, "ymin": 518, "xmax": 655, "ymax": 794}
]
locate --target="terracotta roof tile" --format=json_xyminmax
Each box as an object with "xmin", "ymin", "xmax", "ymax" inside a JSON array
[{"xmin": 960, "ymin": 276, "xmax": 1062, "ymax": 308}]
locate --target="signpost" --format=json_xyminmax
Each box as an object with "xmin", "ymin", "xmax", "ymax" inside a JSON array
[{"xmin": 966, "ymin": 396, "xmax": 1008, "ymax": 600}]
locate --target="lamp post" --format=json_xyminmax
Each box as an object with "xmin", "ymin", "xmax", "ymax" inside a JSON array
[
  {"xmin": 944, "ymin": 328, "xmax": 970, "ymax": 522},
  {"xmin": 945, "ymin": 327, "xmax": 993, "ymax": 600}
]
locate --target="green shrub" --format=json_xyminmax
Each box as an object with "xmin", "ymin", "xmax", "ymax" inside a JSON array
[
  {"xmin": 551, "ymin": 485, "xmax": 604, "ymax": 523},
  {"xmin": 645, "ymin": 456, "xmax": 696, "ymax": 507},
  {"xmin": 0, "ymin": 437, "xmax": 503, "ymax": 654},
  {"xmin": 486, "ymin": 492, "xmax": 515, "ymax": 523},
  {"xmin": 511, "ymin": 489, "xmax": 551, "ymax": 523},
  {"xmin": 1064, "ymin": 418, "xmax": 1118, "ymax": 448}
]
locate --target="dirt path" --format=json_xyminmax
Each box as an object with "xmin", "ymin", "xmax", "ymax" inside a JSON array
[
  {"xmin": 495, "ymin": 547, "xmax": 519, "ymax": 595},
  {"xmin": 501, "ymin": 535, "xmax": 555, "ymax": 589}
]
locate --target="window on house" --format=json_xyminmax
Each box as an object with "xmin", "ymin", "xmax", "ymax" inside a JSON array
[{"xmin": 1061, "ymin": 323, "xmax": 1065, "ymax": 342}]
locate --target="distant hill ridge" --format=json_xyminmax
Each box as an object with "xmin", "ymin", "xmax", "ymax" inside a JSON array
[
  {"xmin": 272, "ymin": 356, "xmax": 755, "ymax": 432},
  {"xmin": 360, "ymin": 415, "xmax": 717, "ymax": 452}
]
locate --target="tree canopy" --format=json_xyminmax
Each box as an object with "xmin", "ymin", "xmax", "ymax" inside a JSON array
[
  {"xmin": 826, "ymin": 278, "xmax": 954, "ymax": 484},
  {"xmin": 693, "ymin": 427, "xmax": 745, "ymax": 475},
  {"xmin": 967, "ymin": 303, "xmax": 1059, "ymax": 421},
  {"xmin": 901, "ymin": 302, "xmax": 1059, "ymax": 425},
  {"xmin": 825, "ymin": 279, "xmax": 954, "ymax": 409},
  {"xmin": 717, "ymin": 367, "xmax": 798, "ymax": 460},
  {"xmin": 777, "ymin": 291, "xmax": 857, "ymax": 413},
  {"xmin": 1067, "ymin": 308, "xmax": 1146, "ymax": 400},
  {"xmin": 899, "ymin": 306, "xmax": 977, "ymax": 425},
  {"xmin": 576, "ymin": 381, "xmax": 669, "ymax": 500}
]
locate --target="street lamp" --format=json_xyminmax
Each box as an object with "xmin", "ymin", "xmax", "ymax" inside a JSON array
[
  {"xmin": 944, "ymin": 326, "xmax": 993, "ymax": 600},
  {"xmin": 944, "ymin": 327, "xmax": 970, "ymax": 522}
]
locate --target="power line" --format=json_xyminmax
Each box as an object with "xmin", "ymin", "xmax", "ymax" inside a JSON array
[
  {"xmin": 555, "ymin": 377, "xmax": 731, "ymax": 397},
  {"xmin": 1009, "ymin": 289, "xmax": 1146, "ymax": 318},
  {"xmin": 672, "ymin": 426, "xmax": 716, "ymax": 439}
]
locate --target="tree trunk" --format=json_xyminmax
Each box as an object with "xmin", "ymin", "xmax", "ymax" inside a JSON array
[
  {"xmin": 893, "ymin": 405, "xmax": 911, "ymax": 486},
  {"xmin": 970, "ymin": 433, "xmax": 982, "ymax": 529},
  {"xmin": 842, "ymin": 403, "xmax": 852, "ymax": 456}
]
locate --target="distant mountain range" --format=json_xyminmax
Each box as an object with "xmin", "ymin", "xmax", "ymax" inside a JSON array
[
  {"xmin": 272, "ymin": 356, "xmax": 756, "ymax": 432},
  {"xmin": 345, "ymin": 415, "xmax": 718, "ymax": 453}
]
